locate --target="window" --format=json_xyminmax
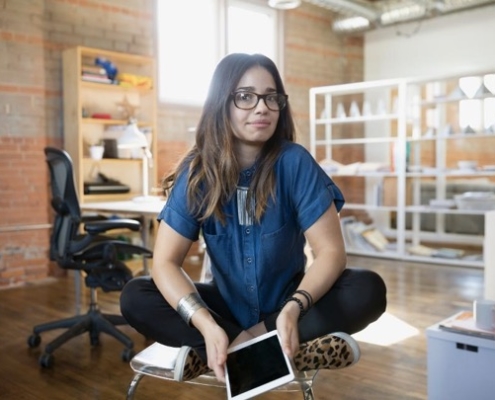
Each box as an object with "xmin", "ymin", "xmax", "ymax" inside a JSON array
[
  {"xmin": 157, "ymin": 0, "xmax": 279, "ymax": 105},
  {"xmin": 227, "ymin": 1, "xmax": 277, "ymax": 57}
]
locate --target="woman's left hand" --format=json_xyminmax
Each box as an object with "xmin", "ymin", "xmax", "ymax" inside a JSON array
[{"xmin": 276, "ymin": 301, "xmax": 300, "ymax": 358}]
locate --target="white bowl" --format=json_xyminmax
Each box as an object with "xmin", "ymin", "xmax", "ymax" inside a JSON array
[
  {"xmin": 457, "ymin": 160, "xmax": 477, "ymax": 170},
  {"xmin": 455, "ymin": 192, "xmax": 495, "ymax": 210}
]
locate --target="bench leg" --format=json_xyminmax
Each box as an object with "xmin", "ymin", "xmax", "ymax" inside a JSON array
[
  {"xmin": 127, "ymin": 373, "xmax": 144, "ymax": 400},
  {"xmin": 300, "ymin": 380, "xmax": 315, "ymax": 400}
]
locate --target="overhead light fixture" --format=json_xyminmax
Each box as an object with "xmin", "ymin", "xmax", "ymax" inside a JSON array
[
  {"xmin": 304, "ymin": 0, "xmax": 379, "ymax": 20},
  {"xmin": 268, "ymin": 0, "xmax": 302, "ymax": 10},
  {"xmin": 333, "ymin": 16, "xmax": 370, "ymax": 33}
]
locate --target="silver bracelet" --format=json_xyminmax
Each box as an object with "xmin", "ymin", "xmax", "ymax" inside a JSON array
[{"xmin": 176, "ymin": 292, "xmax": 207, "ymax": 326}]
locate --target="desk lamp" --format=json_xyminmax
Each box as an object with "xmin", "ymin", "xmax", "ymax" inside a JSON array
[{"xmin": 117, "ymin": 119, "xmax": 157, "ymax": 202}]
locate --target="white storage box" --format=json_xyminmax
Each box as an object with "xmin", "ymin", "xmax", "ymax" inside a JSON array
[{"xmin": 426, "ymin": 324, "xmax": 495, "ymax": 400}]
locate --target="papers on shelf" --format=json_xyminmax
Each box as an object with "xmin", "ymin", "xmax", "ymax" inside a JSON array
[
  {"xmin": 407, "ymin": 245, "xmax": 469, "ymax": 259},
  {"xmin": 318, "ymin": 159, "xmax": 344, "ymax": 174},
  {"xmin": 81, "ymin": 75, "xmax": 113, "ymax": 84},
  {"xmin": 362, "ymin": 229, "xmax": 389, "ymax": 251},
  {"xmin": 341, "ymin": 217, "xmax": 391, "ymax": 252},
  {"xmin": 432, "ymin": 248, "xmax": 465, "ymax": 259},
  {"xmin": 319, "ymin": 160, "xmax": 391, "ymax": 175},
  {"xmin": 428, "ymin": 199, "xmax": 456, "ymax": 209},
  {"xmin": 407, "ymin": 244, "xmax": 436, "ymax": 257},
  {"xmin": 439, "ymin": 311, "xmax": 495, "ymax": 340}
]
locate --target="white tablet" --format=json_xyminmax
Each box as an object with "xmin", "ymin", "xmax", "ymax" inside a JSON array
[{"xmin": 225, "ymin": 330, "xmax": 295, "ymax": 400}]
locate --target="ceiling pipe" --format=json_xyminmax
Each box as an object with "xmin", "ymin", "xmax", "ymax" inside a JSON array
[
  {"xmin": 332, "ymin": 0, "xmax": 495, "ymax": 33},
  {"xmin": 268, "ymin": 0, "xmax": 495, "ymax": 34},
  {"xmin": 303, "ymin": 0, "xmax": 380, "ymax": 19}
]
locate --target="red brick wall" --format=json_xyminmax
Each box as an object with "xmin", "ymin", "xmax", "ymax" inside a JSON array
[
  {"xmin": 284, "ymin": 5, "xmax": 364, "ymax": 149},
  {"xmin": 0, "ymin": 0, "xmax": 363, "ymax": 288}
]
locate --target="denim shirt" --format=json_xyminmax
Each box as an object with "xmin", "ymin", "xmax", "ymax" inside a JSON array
[{"xmin": 157, "ymin": 142, "xmax": 344, "ymax": 329}]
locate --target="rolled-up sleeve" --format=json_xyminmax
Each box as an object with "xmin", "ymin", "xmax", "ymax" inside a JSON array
[{"xmin": 157, "ymin": 171, "xmax": 200, "ymax": 241}]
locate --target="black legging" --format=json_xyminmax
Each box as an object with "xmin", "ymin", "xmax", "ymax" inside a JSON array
[{"xmin": 120, "ymin": 268, "xmax": 387, "ymax": 361}]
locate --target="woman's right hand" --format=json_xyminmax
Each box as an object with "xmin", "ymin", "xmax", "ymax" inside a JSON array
[
  {"xmin": 193, "ymin": 309, "xmax": 230, "ymax": 382},
  {"xmin": 202, "ymin": 322, "xmax": 230, "ymax": 382}
]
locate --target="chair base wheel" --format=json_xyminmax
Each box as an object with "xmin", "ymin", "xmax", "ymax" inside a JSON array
[
  {"xmin": 39, "ymin": 353, "xmax": 54, "ymax": 368},
  {"xmin": 28, "ymin": 334, "xmax": 41, "ymax": 348},
  {"xmin": 122, "ymin": 348, "xmax": 135, "ymax": 362}
]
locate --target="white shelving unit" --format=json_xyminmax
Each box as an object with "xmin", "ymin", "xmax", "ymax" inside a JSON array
[{"xmin": 310, "ymin": 71, "xmax": 495, "ymax": 268}]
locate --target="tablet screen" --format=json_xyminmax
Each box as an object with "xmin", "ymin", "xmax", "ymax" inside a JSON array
[{"xmin": 225, "ymin": 331, "xmax": 294, "ymax": 400}]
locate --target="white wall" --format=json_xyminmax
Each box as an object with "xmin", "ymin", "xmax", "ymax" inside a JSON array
[{"xmin": 365, "ymin": 5, "xmax": 495, "ymax": 80}]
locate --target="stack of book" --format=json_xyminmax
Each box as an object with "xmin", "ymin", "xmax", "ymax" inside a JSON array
[
  {"xmin": 81, "ymin": 64, "xmax": 113, "ymax": 84},
  {"xmin": 340, "ymin": 216, "xmax": 391, "ymax": 252},
  {"xmin": 439, "ymin": 311, "xmax": 495, "ymax": 340},
  {"xmin": 407, "ymin": 244, "xmax": 467, "ymax": 260}
]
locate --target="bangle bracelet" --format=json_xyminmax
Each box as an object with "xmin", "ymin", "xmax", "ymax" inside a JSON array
[
  {"xmin": 176, "ymin": 292, "xmax": 207, "ymax": 326},
  {"xmin": 280, "ymin": 296, "xmax": 306, "ymax": 320},
  {"xmin": 294, "ymin": 289, "xmax": 313, "ymax": 309}
]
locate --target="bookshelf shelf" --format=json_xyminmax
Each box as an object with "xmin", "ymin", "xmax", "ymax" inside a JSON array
[
  {"xmin": 82, "ymin": 118, "xmax": 153, "ymax": 127},
  {"xmin": 81, "ymin": 81, "xmax": 154, "ymax": 93},
  {"xmin": 344, "ymin": 203, "xmax": 398, "ymax": 212},
  {"xmin": 315, "ymin": 113, "xmax": 398, "ymax": 125}
]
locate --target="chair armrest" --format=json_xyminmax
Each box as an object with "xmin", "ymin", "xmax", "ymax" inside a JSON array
[
  {"xmin": 84, "ymin": 219, "xmax": 141, "ymax": 235},
  {"xmin": 107, "ymin": 241, "xmax": 153, "ymax": 258},
  {"xmin": 80, "ymin": 240, "xmax": 153, "ymax": 262}
]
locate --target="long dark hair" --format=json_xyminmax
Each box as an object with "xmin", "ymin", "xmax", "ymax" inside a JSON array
[{"xmin": 162, "ymin": 53, "xmax": 296, "ymax": 224}]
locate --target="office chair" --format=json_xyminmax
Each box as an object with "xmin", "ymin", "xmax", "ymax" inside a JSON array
[{"xmin": 27, "ymin": 147, "xmax": 153, "ymax": 368}]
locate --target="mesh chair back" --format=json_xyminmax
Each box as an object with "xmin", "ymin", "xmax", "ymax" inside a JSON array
[{"xmin": 44, "ymin": 147, "xmax": 83, "ymax": 266}]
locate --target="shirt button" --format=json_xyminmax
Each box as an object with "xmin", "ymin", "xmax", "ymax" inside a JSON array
[
  {"xmin": 247, "ymin": 257, "xmax": 252, "ymax": 264},
  {"xmin": 246, "ymin": 171, "xmax": 252, "ymax": 176},
  {"xmin": 248, "ymin": 285, "xmax": 254, "ymax": 292},
  {"xmin": 253, "ymin": 308, "xmax": 258, "ymax": 313},
  {"xmin": 245, "ymin": 228, "xmax": 250, "ymax": 234}
]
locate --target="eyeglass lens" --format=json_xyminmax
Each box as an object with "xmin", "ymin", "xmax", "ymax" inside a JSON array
[{"xmin": 233, "ymin": 92, "xmax": 287, "ymax": 111}]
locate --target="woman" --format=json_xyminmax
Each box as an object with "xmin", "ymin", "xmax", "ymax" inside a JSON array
[{"xmin": 120, "ymin": 53, "xmax": 386, "ymax": 382}]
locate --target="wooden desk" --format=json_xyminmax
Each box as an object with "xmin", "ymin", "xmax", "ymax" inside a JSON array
[{"xmin": 81, "ymin": 198, "xmax": 166, "ymax": 218}]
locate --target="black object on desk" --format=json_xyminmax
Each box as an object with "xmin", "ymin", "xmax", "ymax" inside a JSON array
[{"xmin": 84, "ymin": 172, "xmax": 130, "ymax": 195}]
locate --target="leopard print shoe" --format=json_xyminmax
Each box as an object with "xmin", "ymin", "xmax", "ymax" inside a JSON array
[
  {"xmin": 173, "ymin": 346, "xmax": 211, "ymax": 381},
  {"xmin": 293, "ymin": 332, "xmax": 360, "ymax": 372}
]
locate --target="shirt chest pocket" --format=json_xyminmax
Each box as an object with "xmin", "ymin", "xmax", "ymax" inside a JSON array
[{"xmin": 261, "ymin": 221, "xmax": 302, "ymax": 274}]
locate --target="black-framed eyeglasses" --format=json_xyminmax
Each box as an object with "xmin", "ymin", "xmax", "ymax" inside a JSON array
[{"xmin": 231, "ymin": 91, "xmax": 288, "ymax": 111}]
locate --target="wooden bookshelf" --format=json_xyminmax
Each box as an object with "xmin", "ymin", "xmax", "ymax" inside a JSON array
[{"xmin": 62, "ymin": 46, "xmax": 157, "ymax": 203}]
